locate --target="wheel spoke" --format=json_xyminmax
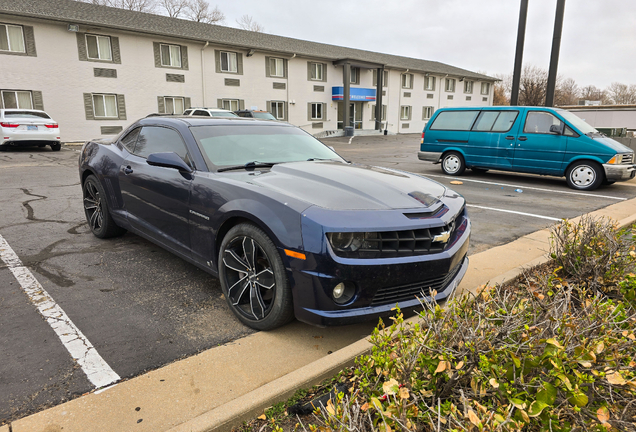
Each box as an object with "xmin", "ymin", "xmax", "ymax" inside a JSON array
[
  {"xmin": 89, "ymin": 207, "xmax": 100, "ymax": 230},
  {"xmin": 83, "ymin": 197, "xmax": 98, "ymax": 211},
  {"xmin": 249, "ymin": 282, "xmax": 267, "ymax": 320},
  {"xmin": 230, "ymin": 279, "xmax": 250, "ymax": 306},
  {"xmin": 255, "ymin": 268, "xmax": 275, "ymax": 289},
  {"xmin": 243, "ymin": 238, "xmax": 257, "ymax": 269},
  {"xmin": 227, "ymin": 274, "xmax": 248, "ymax": 297},
  {"xmin": 223, "ymin": 249, "xmax": 250, "ymax": 272}
]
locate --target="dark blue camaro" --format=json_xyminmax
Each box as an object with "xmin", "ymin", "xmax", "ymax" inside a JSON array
[{"xmin": 79, "ymin": 116, "xmax": 470, "ymax": 330}]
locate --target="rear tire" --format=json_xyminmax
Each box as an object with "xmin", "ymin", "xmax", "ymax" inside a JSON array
[
  {"xmin": 51, "ymin": 142, "xmax": 61, "ymax": 151},
  {"xmin": 565, "ymin": 161, "xmax": 603, "ymax": 191},
  {"xmin": 441, "ymin": 151, "xmax": 466, "ymax": 176},
  {"xmin": 82, "ymin": 175, "xmax": 127, "ymax": 238}
]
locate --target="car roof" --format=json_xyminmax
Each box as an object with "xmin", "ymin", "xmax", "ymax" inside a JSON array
[
  {"xmin": 187, "ymin": 107, "xmax": 233, "ymax": 112},
  {"xmin": 138, "ymin": 116, "xmax": 294, "ymax": 127}
]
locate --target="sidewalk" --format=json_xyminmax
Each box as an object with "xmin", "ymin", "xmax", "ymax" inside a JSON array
[{"xmin": 9, "ymin": 196, "xmax": 636, "ymax": 432}]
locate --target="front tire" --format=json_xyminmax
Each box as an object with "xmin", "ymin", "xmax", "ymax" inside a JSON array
[
  {"xmin": 218, "ymin": 223, "xmax": 294, "ymax": 330},
  {"xmin": 441, "ymin": 151, "xmax": 466, "ymax": 176},
  {"xmin": 82, "ymin": 175, "xmax": 127, "ymax": 238},
  {"xmin": 565, "ymin": 161, "xmax": 603, "ymax": 191}
]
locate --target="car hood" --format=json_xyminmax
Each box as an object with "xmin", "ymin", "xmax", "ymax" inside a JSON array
[
  {"xmin": 590, "ymin": 136, "xmax": 633, "ymax": 154},
  {"xmin": 226, "ymin": 161, "xmax": 448, "ymax": 211}
]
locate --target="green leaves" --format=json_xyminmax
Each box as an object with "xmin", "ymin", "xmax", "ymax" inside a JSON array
[{"xmin": 536, "ymin": 382, "xmax": 557, "ymax": 406}]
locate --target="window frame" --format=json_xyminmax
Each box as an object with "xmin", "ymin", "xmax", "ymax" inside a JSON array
[
  {"xmin": 271, "ymin": 101, "xmax": 285, "ymax": 120},
  {"xmin": 309, "ymin": 62, "xmax": 324, "ymax": 81},
  {"xmin": 220, "ymin": 51, "xmax": 238, "ymax": 73},
  {"xmin": 445, "ymin": 78, "xmax": 456, "ymax": 92},
  {"xmin": 269, "ymin": 57, "xmax": 284, "ymax": 78},
  {"xmin": 350, "ymin": 67, "xmax": 359, "ymax": 84},
  {"xmin": 422, "ymin": 106, "xmax": 434, "ymax": 120},
  {"xmin": 424, "ymin": 76, "xmax": 436, "ymax": 91},
  {"xmin": 310, "ymin": 102, "xmax": 324, "ymax": 120},
  {"xmin": 92, "ymin": 93, "xmax": 119, "ymax": 119},
  {"xmin": 1, "ymin": 90, "xmax": 33, "ymax": 109},
  {"xmin": 402, "ymin": 73, "xmax": 413, "ymax": 89},
  {"xmin": 464, "ymin": 80, "xmax": 473, "ymax": 94},
  {"xmin": 221, "ymin": 99, "xmax": 240, "ymax": 112},
  {"xmin": 0, "ymin": 23, "xmax": 25, "ymax": 53},
  {"xmin": 371, "ymin": 104, "xmax": 387, "ymax": 121},
  {"xmin": 159, "ymin": 43, "xmax": 182, "ymax": 68},
  {"xmin": 481, "ymin": 82, "xmax": 491, "ymax": 95},
  {"xmin": 400, "ymin": 105, "xmax": 411, "ymax": 121},
  {"xmin": 163, "ymin": 96, "xmax": 185, "ymax": 115},
  {"xmin": 85, "ymin": 34, "xmax": 112, "ymax": 61}
]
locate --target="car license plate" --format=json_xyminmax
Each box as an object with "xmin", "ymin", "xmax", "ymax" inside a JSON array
[{"xmin": 27, "ymin": 125, "xmax": 38, "ymax": 131}]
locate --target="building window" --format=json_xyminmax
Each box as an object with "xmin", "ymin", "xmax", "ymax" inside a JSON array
[
  {"xmin": 160, "ymin": 44, "xmax": 181, "ymax": 68},
  {"xmin": 464, "ymin": 80, "xmax": 473, "ymax": 94},
  {"xmin": 371, "ymin": 104, "xmax": 387, "ymax": 121},
  {"xmin": 221, "ymin": 51, "xmax": 237, "ymax": 73},
  {"xmin": 402, "ymin": 73, "xmax": 413, "ymax": 89},
  {"xmin": 310, "ymin": 102, "xmax": 323, "ymax": 120},
  {"xmin": 92, "ymin": 94, "xmax": 118, "ymax": 118},
  {"xmin": 1, "ymin": 90, "xmax": 32, "ymax": 108},
  {"xmin": 373, "ymin": 70, "xmax": 389, "ymax": 87},
  {"xmin": 163, "ymin": 96, "xmax": 184, "ymax": 114},
  {"xmin": 424, "ymin": 76, "xmax": 435, "ymax": 91},
  {"xmin": 270, "ymin": 101, "xmax": 285, "ymax": 120},
  {"xmin": 86, "ymin": 34, "xmax": 112, "ymax": 61},
  {"xmin": 222, "ymin": 99, "xmax": 239, "ymax": 111},
  {"xmin": 350, "ymin": 67, "xmax": 360, "ymax": 84},
  {"xmin": 309, "ymin": 62, "xmax": 324, "ymax": 81},
  {"xmin": 422, "ymin": 106, "xmax": 434, "ymax": 120},
  {"xmin": 0, "ymin": 24, "xmax": 25, "ymax": 53},
  {"xmin": 400, "ymin": 105, "xmax": 411, "ymax": 121},
  {"xmin": 481, "ymin": 82, "xmax": 491, "ymax": 95},
  {"xmin": 445, "ymin": 78, "xmax": 456, "ymax": 92},
  {"xmin": 269, "ymin": 57, "xmax": 284, "ymax": 77}
]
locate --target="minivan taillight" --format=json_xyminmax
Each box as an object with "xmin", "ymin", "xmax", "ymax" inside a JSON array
[
  {"xmin": 1, "ymin": 122, "xmax": 19, "ymax": 128},
  {"xmin": 44, "ymin": 124, "xmax": 59, "ymax": 129},
  {"xmin": 421, "ymin": 132, "xmax": 425, "ymax": 144}
]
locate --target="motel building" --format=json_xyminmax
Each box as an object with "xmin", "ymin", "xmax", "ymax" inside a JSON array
[{"xmin": 0, "ymin": 0, "xmax": 496, "ymax": 141}]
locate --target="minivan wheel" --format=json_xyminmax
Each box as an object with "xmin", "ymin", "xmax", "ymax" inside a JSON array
[
  {"xmin": 441, "ymin": 152, "xmax": 465, "ymax": 176},
  {"xmin": 566, "ymin": 161, "xmax": 603, "ymax": 191}
]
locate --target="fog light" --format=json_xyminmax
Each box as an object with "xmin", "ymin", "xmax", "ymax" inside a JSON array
[
  {"xmin": 333, "ymin": 283, "xmax": 346, "ymax": 299},
  {"xmin": 332, "ymin": 281, "xmax": 355, "ymax": 305}
]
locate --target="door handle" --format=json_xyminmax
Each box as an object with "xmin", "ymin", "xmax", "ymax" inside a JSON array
[
  {"xmin": 518, "ymin": 136, "xmax": 527, "ymax": 141},
  {"xmin": 124, "ymin": 166, "xmax": 133, "ymax": 175},
  {"xmin": 505, "ymin": 136, "xmax": 515, "ymax": 140}
]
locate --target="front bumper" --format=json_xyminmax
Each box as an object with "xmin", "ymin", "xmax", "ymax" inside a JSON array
[
  {"xmin": 603, "ymin": 163, "xmax": 636, "ymax": 181},
  {"xmin": 418, "ymin": 151, "xmax": 442, "ymax": 163}
]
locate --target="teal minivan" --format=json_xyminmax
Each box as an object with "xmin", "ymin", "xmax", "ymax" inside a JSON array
[{"xmin": 418, "ymin": 107, "xmax": 636, "ymax": 190}]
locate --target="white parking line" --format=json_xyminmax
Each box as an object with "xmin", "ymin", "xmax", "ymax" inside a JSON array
[
  {"xmin": 424, "ymin": 174, "xmax": 626, "ymax": 201},
  {"xmin": 467, "ymin": 204, "xmax": 561, "ymax": 221},
  {"xmin": 0, "ymin": 234, "xmax": 120, "ymax": 389}
]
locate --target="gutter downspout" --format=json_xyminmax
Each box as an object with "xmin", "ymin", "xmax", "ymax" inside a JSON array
[{"xmin": 201, "ymin": 41, "xmax": 209, "ymax": 107}]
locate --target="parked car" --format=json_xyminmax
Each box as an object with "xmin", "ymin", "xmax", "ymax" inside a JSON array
[
  {"xmin": 0, "ymin": 109, "xmax": 61, "ymax": 151},
  {"xmin": 234, "ymin": 109, "xmax": 277, "ymax": 121},
  {"xmin": 182, "ymin": 108, "xmax": 239, "ymax": 118},
  {"xmin": 418, "ymin": 106, "xmax": 636, "ymax": 190},
  {"xmin": 79, "ymin": 116, "xmax": 470, "ymax": 330}
]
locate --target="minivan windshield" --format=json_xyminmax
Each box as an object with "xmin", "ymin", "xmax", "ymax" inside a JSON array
[
  {"xmin": 191, "ymin": 125, "xmax": 344, "ymax": 169},
  {"xmin": 558, "ymin": 110, "xmax": 598, "ymax": 135}
]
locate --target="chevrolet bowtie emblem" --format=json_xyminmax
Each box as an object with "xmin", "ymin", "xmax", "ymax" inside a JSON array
[{"xmin": 433, "ymin": 230, "xmax": 451, "ymax": 243}]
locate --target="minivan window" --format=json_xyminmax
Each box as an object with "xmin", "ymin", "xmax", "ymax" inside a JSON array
[
  {"xmin": 472, "ymin": 111, "xmax": 500, "ymax": 131},
  {"xmin": 472, "ymin": 111, "xmax": 519, "ymax": 133},
  {"xmin": 429, "ymin": 110, "xmax": 479, "ymax": 131},
  {"xmin": 524, "ymin": 111, "xmax": 563, "ymax": 134},
  {"xmin": 491, "ymin": 111, "xmax": 519, "ymax": 132}
]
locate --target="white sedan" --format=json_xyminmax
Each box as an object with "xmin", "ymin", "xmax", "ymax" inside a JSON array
[{"xmin": 0, "ymin": 109, "xmax": 61, "ymax": 151}]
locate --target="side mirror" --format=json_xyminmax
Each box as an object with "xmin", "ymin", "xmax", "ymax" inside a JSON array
[
  {"xmin": 147, "ymin": 152, "xmax": 193, "ymax": 173},
  {"xmin": 549, "ymin": 124, "xmax": 565, "ymax": 135}
]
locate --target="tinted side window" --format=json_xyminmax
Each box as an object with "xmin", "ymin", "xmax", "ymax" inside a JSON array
[
  {"xmin": 523, "ymin": 111, "xmax": 563, "ymax": 134},
  {"xmin": 429, "ymin": 110, "xmax": 479, "ymax": 131},
  {"xmin": 120, "ymin": 127, "xmax": 141, "ymax": 153},
  {"xmin": 491, "ymin": 111, "xmax": 519, "ymax": 132},
  {"xmin": 193, "ymin": 110, "xmax": 211, "ymax": 116},
  {"xmin": 236, "ymin": 112, "xmax": 250, "ymax": 117},
  {"xmin": 183, "ymin": 109, "xmax": 192, "ymax": 115},
  {"xmin": 472, "ymin": 111, "xmax": 500, "ymax": 131},
  {"xmin": 134, "ymin": 126, "xmax": 190, "ymax": 164}
]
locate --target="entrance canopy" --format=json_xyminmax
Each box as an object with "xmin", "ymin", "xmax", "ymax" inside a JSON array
[{"xmin": 332, "ymin": 87, "xmax": 376, "ymax": 101}]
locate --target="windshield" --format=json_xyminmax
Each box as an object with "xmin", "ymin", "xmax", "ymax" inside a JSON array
[
  {"xmin": 558, "ymin": 110, "xmax": 598, "ymax": 134},
  {"xmin": 191, "ymin": 125, "xmax": 344, "ymax": 168},
  {"xmin": 4, "ymin": 111, "xmax": 51, "ymax": 119},
  {"xmin": 210, "ymin": 112, "xmax": 239, "ymax": 117},
  {"xmin": 253, "ymin": 112, "xmax": 276, "ymax": 120}
]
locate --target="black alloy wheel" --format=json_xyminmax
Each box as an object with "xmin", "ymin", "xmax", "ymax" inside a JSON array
[
  {"xmin": 219, "ymin": 223, "xmax": 293, "ymax": 330},
  {"xmin": 82, "ymin": 175, "xmax": 127, "ymax": 238}
]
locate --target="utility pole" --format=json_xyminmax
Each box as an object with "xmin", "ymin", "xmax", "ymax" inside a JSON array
[
  {"xmin": 545, "ymin": 0, "xmax": 566, "ymax": 107},
  {"xmin": 510, "ymin": 0, "xmax": 528, "ymax": 106}
]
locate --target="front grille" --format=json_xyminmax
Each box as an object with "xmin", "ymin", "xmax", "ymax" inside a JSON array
[
  {"xmin": 621, "ymin": 153, "xmax": 634, "ymax": 164},
  {"xmin": 370, "ymin": 260, "xmax": 464, "ymax": 306},
  {"xmin": 330, "ymin": 219, "xmax": 458, "ymax": 259}
]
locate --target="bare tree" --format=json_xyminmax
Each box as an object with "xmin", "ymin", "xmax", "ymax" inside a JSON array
[
  {"xmin": 236, "ymin": 14, "xmax": 264, "ymax": 32},
  {"xmin": 184, "ymin": 0, "xmax": 225, "ymax": 23},
  {"xmin": 554, "ymin": 77, "xmax": 579, "ymax": 106},
  {"xmin": 493, "ymin": 73, "xmax": 511, "ymax": 106},
  {"xmin": 517, "ymin": 65, "xmax": 548, "ymax": 106},
  {"xmin": 158, "ymin": 0, "xmax": 188, "ymax": 17},
  {"xmin": 606, "ymin": 82, "xmax": 636, "ymax": 105}
]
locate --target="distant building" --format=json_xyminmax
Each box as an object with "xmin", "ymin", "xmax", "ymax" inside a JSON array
[
  {"xmin": 561, "ymin": 105, "xmax": 636, "ymax": 136},
  {"xmin": 0, "ymin": 0, "xmax": 496, "ymax": 140}
]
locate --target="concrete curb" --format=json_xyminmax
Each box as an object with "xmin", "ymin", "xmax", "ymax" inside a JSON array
[{"xmin": 167, "ymin": 197, "xmax": 636, "ymax": 432}]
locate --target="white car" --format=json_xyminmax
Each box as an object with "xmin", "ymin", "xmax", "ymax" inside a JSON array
[
  {"xmin": 0, "ymin": 109, "xmax": 61, "ymax": 151},
  {"xmin": 182, "ymin": 107, "xmax": 239, "ymax": 118}
]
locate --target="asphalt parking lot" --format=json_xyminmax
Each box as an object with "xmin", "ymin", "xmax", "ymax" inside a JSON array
[{"xmin": 1, "ymin": 134, "xmax": 636, "ymax": 425}]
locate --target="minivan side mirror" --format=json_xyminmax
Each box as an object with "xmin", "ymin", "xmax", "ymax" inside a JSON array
[
  {"xmin": 147, "ymin": 152, "xmax": 193, "ymax": 173},
  {"xmin": 549, "ymin": 124, "xmax": 565, "ymax": 135}
]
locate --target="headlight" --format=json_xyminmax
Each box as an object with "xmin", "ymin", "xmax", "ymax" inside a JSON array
[{"xmin": 327, "ymin": 232, "xmax": 379, "ymax": 252}]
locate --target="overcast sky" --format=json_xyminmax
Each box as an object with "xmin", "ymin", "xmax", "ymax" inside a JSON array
[{"xmin": 216, "ymin": 0, "xmax": 636, "ymax": 88}]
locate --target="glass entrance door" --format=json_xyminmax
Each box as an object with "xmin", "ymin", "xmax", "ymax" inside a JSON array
[{"xmin": 337, "ymin": 102, "xmax": 363, "ymax": 129}]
